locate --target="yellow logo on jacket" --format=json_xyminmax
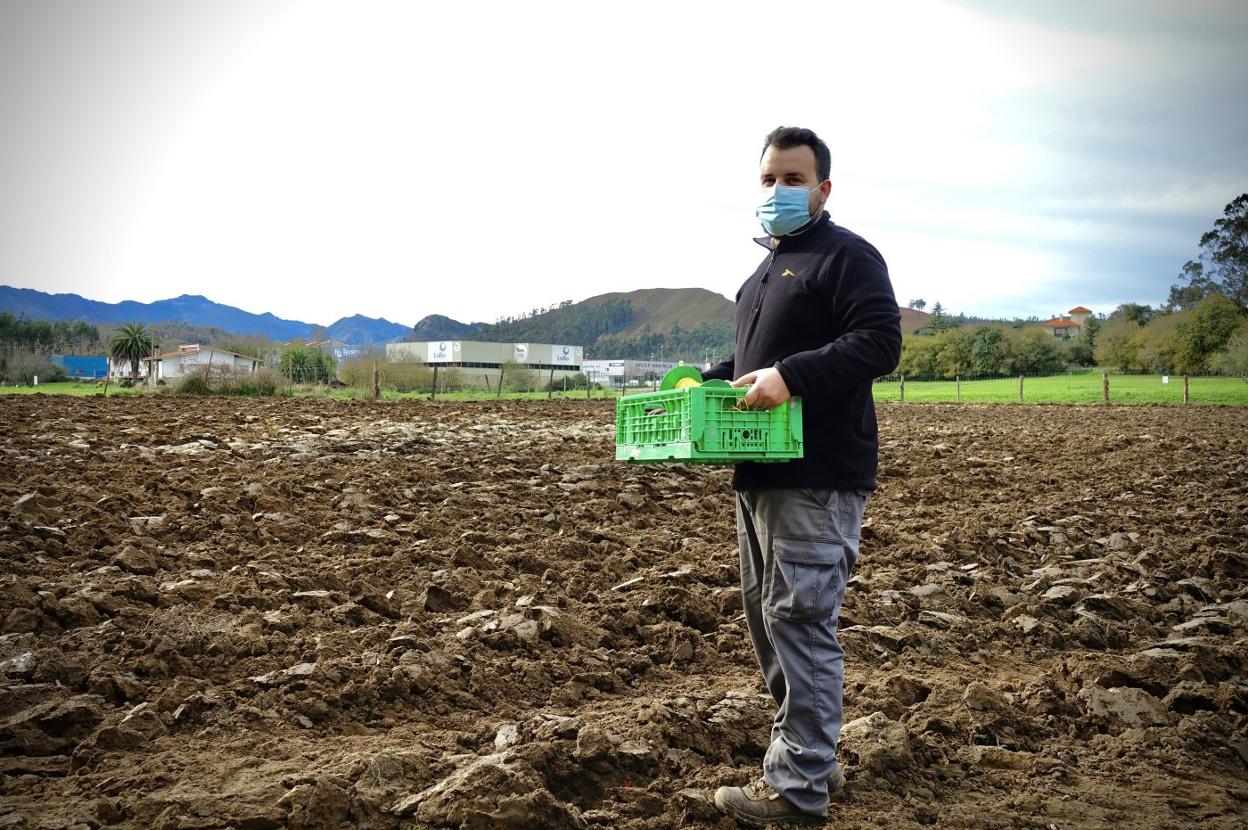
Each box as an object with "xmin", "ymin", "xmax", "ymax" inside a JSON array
[{"xmin": 781, "ymin": 268, "xmax": 796, "ymax": 277}]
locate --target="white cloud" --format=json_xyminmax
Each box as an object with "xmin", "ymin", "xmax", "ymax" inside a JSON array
[{"xmin": 1, "ymin": 0, "xmax": 1244, "ymax": 326}]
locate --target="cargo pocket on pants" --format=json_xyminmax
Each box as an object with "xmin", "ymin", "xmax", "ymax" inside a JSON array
[{"xmin": 765, "ymin": 537, "xmax": 845, "ymax": 622}]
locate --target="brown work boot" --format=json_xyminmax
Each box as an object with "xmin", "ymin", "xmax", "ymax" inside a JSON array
[
  {"xmin": 713, "ymin": 777, "xmax": 826, "ymax": 827},
  {"xmin": 827, "ymin": 766, "xmax": 847, "ymax": 797}
]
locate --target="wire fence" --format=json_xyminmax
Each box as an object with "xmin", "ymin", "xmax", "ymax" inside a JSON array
[
  {"xmin": 872, "ymin": 371, "xmax": 1248, "ymax": 406},
  {"xmin": 333, "ymin": 361, "xmax": 604, "ymax": 398},
  {"xmin": 282, "ymin": 367, "xmax": 1248, "ymax": 405},
  {"xmin": 15, "ymin": 362, "xmax": 1245, "ymax": 406}
]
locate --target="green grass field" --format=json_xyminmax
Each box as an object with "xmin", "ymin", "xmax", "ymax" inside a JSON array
[
  {"xmin": 0, "ymin": 381, "xmax": 147, "ymax": 396},
  {"xmin": 6, "ymin": 374, "xmax": 1248, "ymax": 405},
  {"xmin": 870, "ymin": 373, "xmax": 1248, "ymax": 405}
]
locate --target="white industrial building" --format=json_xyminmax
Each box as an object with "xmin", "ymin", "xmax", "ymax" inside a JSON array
[
  {"xmin": 385, "ymin": 340, "xmax": 583, "ymax": 390},
  {"xmin": 582, "ymin": 359, "xmax": 681, "ymax": 388},
  {"xmin": 308, "ymin": 338, "xmax": 375, "ymax": 364}
]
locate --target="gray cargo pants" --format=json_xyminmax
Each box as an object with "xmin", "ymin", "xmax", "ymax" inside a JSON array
[{"xmin": 736, "ymin": 487, "xmax": 868, "ymax": 818}]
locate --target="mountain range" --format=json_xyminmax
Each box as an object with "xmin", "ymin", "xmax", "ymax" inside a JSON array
[
  {"xmin": 0, "ymin": 285, "xmax": 413, "ymax": 345},
  {"xmin": 1, "ymin": 283, "xmax": 929, "ymax": 356}
]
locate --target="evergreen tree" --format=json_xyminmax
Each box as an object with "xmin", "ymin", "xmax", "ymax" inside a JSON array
[{"xmin": 1170, "ymin": 194, "xmax": 1248, "ymax": 311}]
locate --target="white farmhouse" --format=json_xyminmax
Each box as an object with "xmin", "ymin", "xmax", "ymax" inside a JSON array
[{"xmin": 143, "ymin": 344, "xmax": 262, "ymax": 381}]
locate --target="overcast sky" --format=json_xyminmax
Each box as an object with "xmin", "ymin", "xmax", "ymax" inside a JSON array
[{"xmin": 2, "ymin": 0, "xmax": 1245, "ymax": 327}]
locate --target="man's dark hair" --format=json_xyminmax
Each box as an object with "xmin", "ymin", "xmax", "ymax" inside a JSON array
[{"xmin": 761, "ymin": 126, "xmax": 831, "ymax": 182}]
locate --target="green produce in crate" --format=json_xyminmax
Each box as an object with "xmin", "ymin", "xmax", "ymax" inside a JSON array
[
  {"xmin": 659, "ymin": 364, "xmax": 704, "ymax": 390},
  {"xmin": 615, "ymin": 366, "xmax": 803, "ymax": 464}
]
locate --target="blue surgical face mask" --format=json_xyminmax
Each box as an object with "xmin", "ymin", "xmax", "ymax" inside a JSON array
[{"xmin": 756, "ymin": 181, "xmax": 824, "ymax": 236}]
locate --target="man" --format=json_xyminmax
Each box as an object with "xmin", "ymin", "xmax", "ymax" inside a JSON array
[{"xmin": 706, "ymin": 126, "xmax": 902, "ymax": 827}]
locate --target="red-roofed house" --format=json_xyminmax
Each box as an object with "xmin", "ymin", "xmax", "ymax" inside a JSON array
[{"xmin": 1041, "ymin": 306, "xmax": 1093, "ymax": 338}]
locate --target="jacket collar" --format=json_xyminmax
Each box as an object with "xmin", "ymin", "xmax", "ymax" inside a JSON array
[{"xmin": 754, "ymin": 210, "xmax": 831, "ymax": 250}]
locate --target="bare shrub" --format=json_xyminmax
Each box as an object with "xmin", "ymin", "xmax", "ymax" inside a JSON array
[
  {"xmin": 174, "ymin": 370, "xmax": 213, "ymax": 396},
  {"xmin": 0, "ymin": 349, "xmax": 66, "ymax": 385},
  {"xmin": 501, "ymin": 361, "xmax": 537, "ymax": 392},
  {"xmin": 340, "ymin": 359, "xmax": 436, "ymax": 393},
  {"xmin": 173, "ymin": 366, "xmax": 284, "ymax": 396}
]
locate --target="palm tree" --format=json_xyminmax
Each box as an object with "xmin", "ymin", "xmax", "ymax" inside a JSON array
[
  {"xmin": 278, "ymin": 346, "xmax": 314, "ymax": 382},
  {"xmin": 109, "ymin": 323, "xmax": 157, "ymax": 381}
]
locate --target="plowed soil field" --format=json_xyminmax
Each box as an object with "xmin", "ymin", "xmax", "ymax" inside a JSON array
[{"xmin": 1, "ymin": 396, "xmax": 1246, "ymax": 830}]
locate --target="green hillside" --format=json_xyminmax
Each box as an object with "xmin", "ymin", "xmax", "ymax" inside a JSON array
[
  {"xmin": 467, "ymin": 286, "xmax": 925, "ymax": 361},
  {"xmin": 580, "ymin": 288, "xmax": 733, "ymax": 339},
  {"xmin": 472, "ymin": 287, "xmax": 734, "ymax": 361},
  {"xmin": 899, "ymin": 307, "xmax": 931, "ymax": 334}
]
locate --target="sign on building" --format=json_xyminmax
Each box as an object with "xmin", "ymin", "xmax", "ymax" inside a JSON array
[
  {"xmin": 428, "ymin": 341, "xmax": 457, "ymax": 363},
  {"xmin": 513, "ymin": 343, "xmax": 528, "ymax": 363},
  {"xmin": 553, "ymin": 345, "xmax": 577, "ymax": 366}
]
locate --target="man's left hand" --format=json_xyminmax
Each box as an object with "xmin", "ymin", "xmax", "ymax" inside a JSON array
[{"xmin": 732, "ymin": 367, "xmax": 792, "ymax": 408}]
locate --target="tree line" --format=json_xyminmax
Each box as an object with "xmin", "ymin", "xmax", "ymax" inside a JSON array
[
  {"xmin": 6, "ymin": 194, "xmax": 1244, "ymax": 383},
  {"xmin": 0, "ymin": 311, "xmax": 275, "ymax": 359},
  {"xmin": 897, "ymin": 325, "xmax": 1075, "ymax": 378},
  {"xmin": 594, "ymin": 320, "xmax": 735, "ymax": 361},
  {"xmin": 1095, "ymin": 295, "xmax": 1246, "ymax": 375},
  {"xmin": 1089, "ymin": 194, "xmax": 1246, "ymax": 375},
  {"xmin": 471, "ymin": 297, "xmax": 634, "ymax": 347},
  {"xmin": 894, "ymin": 300, "xmax": 1246, "ymax": 380},
  {"xmin": 0, "ymin": 312, "xmax": 100, "ymax": 353},
  {"xmin": 409, "ymin": 297, "xmax": 736, "ymax": 362},
  {"xmin": 897, "ymin": 193, "xmax": 1248, "ymax": 378},
  {"xmin": 0, "ymin": 314, "xmax": 338, "ymax": 387}
]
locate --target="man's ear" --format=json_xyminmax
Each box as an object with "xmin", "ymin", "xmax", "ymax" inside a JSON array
[{"xmin": 814, "ymin": 179, "xmax": 832, "ymax": 211}]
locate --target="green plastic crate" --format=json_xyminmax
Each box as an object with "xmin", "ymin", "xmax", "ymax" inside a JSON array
[{"xmin": 615, "ymin": 386, "xmax": 803, "ymax": 464}]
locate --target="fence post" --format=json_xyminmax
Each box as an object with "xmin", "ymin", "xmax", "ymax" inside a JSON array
[
  {"xmin": 548, "ymin": 366, "xmax": 555, "ymax": 399},
  {"xmin": 496, "ymin": 365, "xmax": 505, "ymax": 398},
  {"xmin": 956, "ymin": 375, "xmax": 961, "ymax": 403},
  {"xmin": 899, "ymin": 374, "xmax": 905, "ymax": 403},
  {"xmin": 1102, "ymin": 371, "xmax": 1109, "ymax": 405},
  {"xmin": 1183, "ymin": 374, "xmax": 1189, "ymax": 405},
  {"xmin": 1018, "ymin": 374, "xmax": 1024, "ymax": 403},
  {"xmin": 431, "ymin": 365, "xmax": 438, "ymax": 400},
  {"xmin": 372, "ymin": 361, "xmax": 379, "ymax": 400}
]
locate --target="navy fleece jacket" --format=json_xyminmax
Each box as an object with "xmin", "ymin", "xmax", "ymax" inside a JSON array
[{"xmin": 703, "ymin": 212, "xmax": 902, "ymax": 491}]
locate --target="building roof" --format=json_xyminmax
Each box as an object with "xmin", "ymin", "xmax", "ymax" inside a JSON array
[
  {"xmin": 147, "ymin": 344, "xmax": 262, "ymax": 362},
  {"xmin": 1068, "ymin": 305, "xmax": 1092, "ymax": 314},
  {"xmin": 1041, "ymin": 317, "xmax": 1076, "ymax": 328}
]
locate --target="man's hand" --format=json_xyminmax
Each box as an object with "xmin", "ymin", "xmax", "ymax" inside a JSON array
[{"xmin": 732, "ymin": 367, "xmax": 791, "ymax": 408}]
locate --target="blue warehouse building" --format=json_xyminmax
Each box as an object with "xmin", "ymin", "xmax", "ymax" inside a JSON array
[{"xmin": 50, "ymin": 355, "xmax": 109, "ymax": 379}]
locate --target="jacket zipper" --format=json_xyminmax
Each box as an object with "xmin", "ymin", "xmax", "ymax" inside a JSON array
[{"xmin": 744, "ymin": 248, "xmax": 776, "ymax": 340}]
